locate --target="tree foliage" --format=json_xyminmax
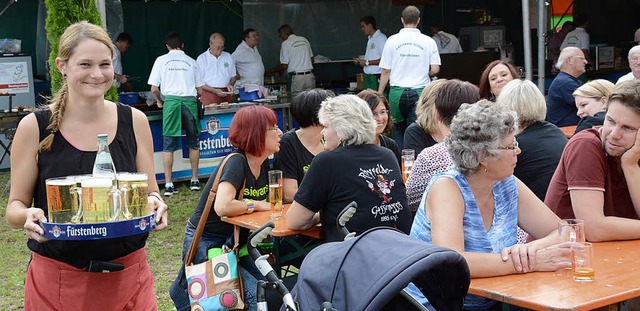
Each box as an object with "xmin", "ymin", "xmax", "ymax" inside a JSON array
[{"xmin": 45, "ymin": 0, "xmax": 118, "ymax": 102}]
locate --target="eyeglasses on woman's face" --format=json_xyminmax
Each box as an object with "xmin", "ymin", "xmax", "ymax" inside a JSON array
[{"xmin": 498, "ymin": 139, "xmax": 519, "ymax": 151}]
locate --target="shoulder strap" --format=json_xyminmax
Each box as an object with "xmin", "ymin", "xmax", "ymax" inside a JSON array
[
  {"xmin": 33, "ymin": 109, "xmax": 52, "ymax": 142},
  {"xmin": 185, "ymin": 152, "xmax": 245, "ymax": 265}
]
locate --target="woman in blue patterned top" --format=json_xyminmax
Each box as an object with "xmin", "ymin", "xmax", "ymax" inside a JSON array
[{"xmin": 407, "ymin": 101, "xmax": 572, "ymax": 310}]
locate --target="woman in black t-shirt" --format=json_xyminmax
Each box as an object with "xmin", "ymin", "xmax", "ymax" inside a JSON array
[
  {"xmin": 171, "ymin": 105, "xmax": 282, "ymax": 311},
  {"xmin": 287, "ymin": 94, "xmax": 412, "ymax": 242},
  {"xmin": 274, "ymin": 89, "xmax": 333, "ymax": 202},
  {"xmin": 357, "ymin": 89, "xmax": 401, "ymax": 165}
]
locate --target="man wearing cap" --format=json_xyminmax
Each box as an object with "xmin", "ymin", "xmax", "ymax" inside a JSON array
[
  {"xmin": 197, "ymin": 32, "xmax": 237, "ymax": 105},
  {"xmin": 353, "ymin": 16, "xmax": 387, "ymax": 91},
  {"xmin": 378, "ymin": 5, "xmax": 441, "ymax": 149}
]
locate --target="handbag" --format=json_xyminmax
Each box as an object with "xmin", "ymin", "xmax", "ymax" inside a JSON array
[{"xmin": 185, "ymin": 153, "xmax": 247, "ymax": 310}]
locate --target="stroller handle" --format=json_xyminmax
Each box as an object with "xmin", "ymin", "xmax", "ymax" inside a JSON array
[
  {"xmin": 247, "ymin": 222, "xmax": 298, "ymax": 311},
  {"xmin": 337, "ymin": 201, "xmax": 357, "ymax": 240}
]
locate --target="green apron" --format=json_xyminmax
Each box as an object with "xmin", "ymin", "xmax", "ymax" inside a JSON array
[
  {"xmin": 363, "ymin": 73, "xmax": 380, "ymax": 91},
  {"xmin": 162, "ymin": 95, "xmax": 201, "ymax": 136},
  {"xmin": 388, "ymin": 86, "xmax": 423, "ymax": 123}
]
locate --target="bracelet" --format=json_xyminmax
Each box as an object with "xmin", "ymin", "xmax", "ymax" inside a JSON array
[
  {"xmin": 243, "ymin": 198, "xmax": 254, "ymax": 214},
  {"xmin": 149, "ymin": 192, "xmax": 164, "ymax": 203}
]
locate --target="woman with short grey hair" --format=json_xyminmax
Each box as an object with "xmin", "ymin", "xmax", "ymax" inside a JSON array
[
  {"xmin": 318, "ymin": 94, "xmax": 376, "ymax": 148},
  {"xmin": 498, "ymin": 79, "xmax": 567, "ymax": 201},
  {"xmin": 287, "ymin": 94, "xmax": 412, "ymax": 242},
  {"xmin": 406, "ymin": 101, "xmax": 571, "ymax": 311}
]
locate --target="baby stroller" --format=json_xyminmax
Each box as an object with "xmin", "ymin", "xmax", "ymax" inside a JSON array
[{"xmin": 247, "ymin": 203, "xmax": 470, "ymax": 311}]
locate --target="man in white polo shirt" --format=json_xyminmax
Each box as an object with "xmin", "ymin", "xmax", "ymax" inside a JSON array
[
  {"xmin": 197, "ymin": 32, "xmax": 237, "ymax": 105},
  {"xmin": 232, "ymin": 28, "xmax": 265, "ymax": 86},
  {"xmin": 617, "ymin": 45, "xmax": 640, "ymax": 84},
  {"xmin": 272, "ymin": 24, "xmax": 315, "ymax": 93},
  {"xmin": 353, "ymin": 16, "xmax": 387, "ymax": 91},
  {"xmin": 378, "ymin": 5, "xmax": 441, "ymax": 149},
  {"xmin": 148, "ymin": 32, "xmax": 204, "ymax": 196}
]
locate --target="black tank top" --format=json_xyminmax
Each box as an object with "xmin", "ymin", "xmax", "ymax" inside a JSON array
[{"xmin": 28, "ymin": 103, "xmax": 148, "ymax": 268}]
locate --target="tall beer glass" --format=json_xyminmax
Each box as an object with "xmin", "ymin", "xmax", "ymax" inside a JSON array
[
  {"xmin": 45, "ymin": 177, "xmax": 82, "ymax": 224},
  {"xmin": 117, "ymin": 172, "xmax": 149, "ymax": 219},
  {"xmin": 269, "ymin": 170, "xmax": 283, "ymax": 219},
  {"xmin": 81, "ymin": 177, "xmax": 121, "ymax": 223},
  {"xmin": 401, "ymin": 149, "xmax": 415, "ymax": 182}
]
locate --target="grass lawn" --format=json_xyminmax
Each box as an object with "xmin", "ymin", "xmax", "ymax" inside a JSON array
[{"xmin": 0, "ymin": 172, "xmax": 202, "ymax": 310}]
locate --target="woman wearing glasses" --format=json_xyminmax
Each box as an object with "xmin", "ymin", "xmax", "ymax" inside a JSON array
[
  {"xmin": 170, "ymin": 105, "xmax": 281, "ymax": 311},
  {"xmin": 357, "ymin": 89, "xmax": 401, "ymax": 165},
  {"xmin": 406, "ymin": 101, "xmax": 570, "ymax": 311}
]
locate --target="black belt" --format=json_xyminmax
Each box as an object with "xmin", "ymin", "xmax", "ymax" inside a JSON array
[{"xmin": 292, "ymin": 71, "xmax": 313, "ymax": 75}]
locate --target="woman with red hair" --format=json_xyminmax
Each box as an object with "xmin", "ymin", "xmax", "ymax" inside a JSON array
[{"xmin": 170, "ymin": 105, "xmax": 282, "ymax": 311}]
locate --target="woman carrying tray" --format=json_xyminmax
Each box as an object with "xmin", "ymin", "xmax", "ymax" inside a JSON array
[{"xmin": 5, "ymin": 21, "xmax": 168, "ymax": 310}]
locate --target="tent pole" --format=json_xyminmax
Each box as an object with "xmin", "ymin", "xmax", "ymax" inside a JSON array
[
  {"xmin": 538, "ymin": 0, "xmax": 546, "ymax": 93},
  {"xmin": 96, "ymin": 0, "xmax": 106, "ymax": 29},
  {"xmin": 522, "ymin": 0, "xmax": 532, "ymax": 81}
]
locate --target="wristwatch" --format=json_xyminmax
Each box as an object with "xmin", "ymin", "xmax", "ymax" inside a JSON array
[
  {"xmin": 365, "ymin": 59, "xmax": 370, "ymax": 66},
  {"xmin": 243, "ymin": 198, "xmax": 254, "ymax": 214}
]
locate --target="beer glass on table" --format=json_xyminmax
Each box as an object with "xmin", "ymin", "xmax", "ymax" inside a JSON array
[
  {"xmin": 401, "ymin": 149, "xmax": 415, "ymax": 182},
  {"xmin": 269, "ymin": 170, "xmax": 283, "ymax": 219},
  {"xmin": 45, "ymin": 177, "xmax": 82, "ymax": 224},
  {"xmin": 558, "ymin": 219, "xmax": 585, "ymax": 271},
  {"xmin": 117, "ymin": 172, "xmax": 149, "ymax": 220},
  {"xmin": 572, "ymin": 242, "xmax": 595, "ymax": 282}
]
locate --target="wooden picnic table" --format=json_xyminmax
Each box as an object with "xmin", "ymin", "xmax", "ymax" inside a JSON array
[
  {"xmin": 469, "ymin": 240, "xmax": 640, "ymax": 310},
  {"xmin": 560, "ymin": 125, "xmax": 577, "ymax": 138},
  {"xmin": 222, "ymin": 204, "xmax": 323, "ymax": 276}
]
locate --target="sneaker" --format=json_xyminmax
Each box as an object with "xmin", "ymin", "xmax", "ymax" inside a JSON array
[
  {"xmin": 164, "ymin": 185, "xmax": 176, "ymax": 197},
  {"xmin": 190, "ymin": 180, "xmax": 201, "ymax": 191}
]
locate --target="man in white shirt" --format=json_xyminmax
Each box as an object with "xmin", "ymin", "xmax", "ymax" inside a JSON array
[
  {"xmin": 148, "ymin": 32, "xmax": 204, "ymax": 196},
  {"xmin": 561, "ymin": 15, "xmax": 590, "ymax": 63},
  {"xmin": 112, "ymin": 33, "xmax": 133, "ymax": 90},
  {"xmin": 197, "ymin": 32, "xmax": 237, "ymax": 105},
  {"xmin": 617, "ymin": 45, "xmax": 640, "ymax": 84},
  {"xmin": 430, "ymin": 24, "xmax": 463, "ymax": 54},
  {"xmin": 270, "ymin": 24, "xmax": 315, "ymax": 93},
  {"xmin": 353, "ymin": 16, "xmax": 387, "ymax": 91},
  {"xmin": 232, "ymin": 28, "xmax": 265, "ymax": 86},
  {"xmin": 378, "ymin": 5, "xmax": 441, "ymax": 149}
]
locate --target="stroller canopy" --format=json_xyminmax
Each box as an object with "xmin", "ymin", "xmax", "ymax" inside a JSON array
[{"xmin": 289, "ymin": 227, "xmax": 470, "ymax": 311}]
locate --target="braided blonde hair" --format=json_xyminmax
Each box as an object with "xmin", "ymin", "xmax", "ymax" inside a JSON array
[{"xmin": 38, "ymin": 21, "xmax": 114, "ymax": 153}]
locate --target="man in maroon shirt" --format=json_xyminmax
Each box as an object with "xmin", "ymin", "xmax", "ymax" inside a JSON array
[{"xmin": 545, "ymin": 80, "xmax": 640, "ymax": 242}]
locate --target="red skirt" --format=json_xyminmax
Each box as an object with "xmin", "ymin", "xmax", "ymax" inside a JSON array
[
  {"xmin": 200, "ymin": 89, "xmax": 232, "ymax": 105},
  {"xmin": 24, "ymin": 248, "xmax": 157, "ymax": 311}
]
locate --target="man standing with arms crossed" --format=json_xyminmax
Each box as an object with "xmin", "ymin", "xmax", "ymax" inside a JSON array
[
  {"xmin": 232, "ymin": 28, "xmax": 265, "ymax": 86},
  {"xmin": 197, "ymin": 32, "xmax": 237, "ymax": 105},
  {"xmin": 148, "ymin": 32, "xmax": 204, "ymax": 196},
  {"xmin": 378, "ymin": 5, "xmax": 441, "ymax": 148},
  {"xmin": 545, "ymin": 80, "xmax": 640, "ymax": 242},
  {"xmin": 353, "ymin": 16, "xmax": 387, "ymax": 91}
]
